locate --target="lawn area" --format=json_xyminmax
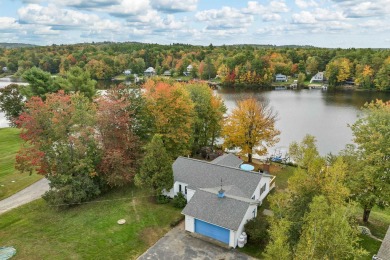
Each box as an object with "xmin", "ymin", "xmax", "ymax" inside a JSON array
[
  {"xmin": 0, "ymin": 185, "xmax": 182, "ymax": 259},
  {"xmin": 357, "ymin": 235, "xmax": 381, "ymax": 260},
  {"xmin": 0, "ymin": 127, "xmax": 42, "ymax": 200}
]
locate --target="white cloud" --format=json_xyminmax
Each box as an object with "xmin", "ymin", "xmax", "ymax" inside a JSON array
[
  {"xmin": 292, "ymin": 11, "xmax": 316, "ymax": 24},
  {"xmin": 0, "ymin": 17, "xmax": 22, "ymax": 31},
  {"xmin": 262, "ymin": 13, "xmax": 281, "ymax": 22},
  {"xmin": 269, "ymin": 1, "xmax": 289, "ymax": 13},
  {"xmin": 295, "ymin": 0, "xmax": 318, "ymax": 9},
  {"xmin": 196, "ymin": 6, "xmax": 254, "ymax": 30},
  {"xmin": 150, "ymin": 0, "xmax": 198, "ymax": 13}
]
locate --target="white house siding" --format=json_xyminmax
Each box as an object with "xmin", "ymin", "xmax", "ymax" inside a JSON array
[
  {"xmin": 258, "ymin": 176, "xmax": 270, "ymax": 203},
  {"xmin": 163, "ymin": 181, "xmax": 189, "ymax": 198},
  {"xmin": 234, "ymin": 204, "xmax": 258, "ymax": 247},
  {"xmin": 229, "ymin": 230, "xmax": 236, "ymax": 248},
  {"xmin": 185, "ymin": 215, "xmax": 195, "ymax": 232}
]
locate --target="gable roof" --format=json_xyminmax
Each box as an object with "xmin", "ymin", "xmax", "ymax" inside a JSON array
[
  {"xmin": 144, "ymin": 67, "xmax": 155, "ymax": 73},
  {"xmin": 182, "ymin": 189, "xmax": 252, "ymax": 230},
  {"xmin": 211, "ymin": 153, "xmax": 243, "ymax": 168},
  {"xmin": 377, "ymin": 226, "xmax": 390, "ymax": 259},
  {"xmin": 173, "ymin": 157, "xmax": 264, "ymax": 199}
]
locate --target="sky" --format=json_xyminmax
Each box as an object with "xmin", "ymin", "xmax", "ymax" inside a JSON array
[{"xmin": 1, "ymin": 0, "xmax": 390, "ymax": 48}]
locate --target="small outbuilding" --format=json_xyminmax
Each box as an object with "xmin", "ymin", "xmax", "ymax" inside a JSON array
[
  {"xmin": 163, "ymin": 70, "xmax": 171, "ymax": 77},
  {"xmin": 310, "ymin": 72, "xmax": 324, "ymax": 83},
  {"xmin": 2, "ymin": 67, "xmax": 8, "ymax": 72},
  {"xmin": 123, "ymin": 69, "xmax": 131, "ymax": 76}
]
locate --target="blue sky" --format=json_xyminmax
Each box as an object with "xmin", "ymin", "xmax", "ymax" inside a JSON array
[{"xmin": 1, "ymin": 0, "xmax": 390, "ymax": 47}]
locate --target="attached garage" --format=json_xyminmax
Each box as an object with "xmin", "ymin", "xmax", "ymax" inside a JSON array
[{"xmin": 194, "ymin": 219, "xmax": 230, "ymax": 244}]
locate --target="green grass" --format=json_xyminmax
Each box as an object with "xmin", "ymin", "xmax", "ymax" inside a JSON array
[
  {"xmin": 0, "ymin": 128, "xmax": 42, "ymax": 200},
  {"xmin": 0, "ymin": 186, "xmax": 182, "ymax": 259},
  {"xmin": 357, "ymin": 235, "xmax": 381, "ymax": 260}
]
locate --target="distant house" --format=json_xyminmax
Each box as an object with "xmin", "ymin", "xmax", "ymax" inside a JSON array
[
  {"xmin": 184, "ymin": 64, "xmax": 193, "ymax": 76},
  {"xmin": 275, "ymin": 74, "xmax": 287, "ymax": 82},
  {"xmin": 310, "ymin": 72, "xmax": 324, "ymax": 83},
  {"xmin": 123, "ymin": 69, "xmax": 131, "ymax": 76},
  {"xmin": 163, "ymin": 70, "xmax": 171, "ymax": 77},
  {"xmin": 144, "ymin": 67, "xmax": 156, "ymax": 77},
  {"xmin": 165, "ymin": 154, "xmax": 274, "ymax": 248},
  {"xmin": 2, "ymin": 67, "xmax": 8, "ymax": 72}
]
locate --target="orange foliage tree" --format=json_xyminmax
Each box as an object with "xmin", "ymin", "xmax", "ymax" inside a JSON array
[{"xmin": 222, "ymin": 97, "xmax": 280, "ymax": 163}]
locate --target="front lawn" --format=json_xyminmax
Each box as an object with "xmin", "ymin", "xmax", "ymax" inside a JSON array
[
  {"xmin": 0, "ymin": 128, "xmax": 42, "ymax": 200},
  {"xmin": 0, "ymin": 186, "xmax": 182, "ymax": 259}
]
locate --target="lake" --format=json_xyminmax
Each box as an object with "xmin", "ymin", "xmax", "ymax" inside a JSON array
[
  {"xmin": 216, "ymin": 88, "xmax": 390, "ymax": 155},
  {"xmin": 1, "ymin": 79, "xmax": 389, "ymax": 155}
]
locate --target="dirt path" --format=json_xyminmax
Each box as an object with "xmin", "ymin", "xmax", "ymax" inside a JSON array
[{"xmin": 0, "ymin": 178, "xmax": 49, "ymax": 215}]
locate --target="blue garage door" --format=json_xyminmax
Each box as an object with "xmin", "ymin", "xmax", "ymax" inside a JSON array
[{"xmin": 195, "ymin": 219, "xmax": 230, "ymax": 244}]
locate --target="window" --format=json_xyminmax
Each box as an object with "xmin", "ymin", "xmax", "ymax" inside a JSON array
[
  {"xmin": 185, "ymin": 186, "xmax": 187, "ymax": 195},
  {"xmin": 251, "ymin": 195, "xmax": 255, "ymax": 200},
  {"xmin": 179, "ymin": 184, "xmax": 182, "ymax": 193},
  {"xmin": 252, "ymin": 208, "xmax": 256, "ymax": 218},
  {"xmin": 260, "ymin": 184, "xmax": 266, "ymax": 196}
]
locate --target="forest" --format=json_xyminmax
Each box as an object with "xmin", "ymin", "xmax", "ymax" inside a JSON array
[{"xmin": 1, "ymin": 42, "xmax": 390, "ymax": 90}]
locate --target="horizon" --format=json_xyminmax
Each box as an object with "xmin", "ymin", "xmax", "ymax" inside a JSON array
[{"xmin": 1, "ymin": 0, "xmax": 390, "ymax": 48}]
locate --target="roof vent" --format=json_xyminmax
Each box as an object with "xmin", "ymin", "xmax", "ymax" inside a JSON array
[{"xmin": 218, "ymin": 178, "xmax": 225, "ymax": 198}]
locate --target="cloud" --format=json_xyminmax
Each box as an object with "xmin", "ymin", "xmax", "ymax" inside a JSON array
[
  {"xmin": 331, "ymin": 0, "xmax": 390, "ymax": 18},
  {"xmin": 295, "ymin": 0, "xmax": 318, "ymax": 9},
  {"xmin": 262, "ymin": 13, "xmax": 281, "ymax": 22},
  {"xmin": 292, "ymin": 11, "xmax": 316, "ymax": 24},
  {"xmin": 0, "ymin": 17, "xmax": 22, "ymax": 32},
  {"xmin": 196, "ymin": 6, "xmax": 254, "ymax": 30},
  {"xmin": 150, "ymin": 0, "xmax": 198, "ymax": 13},
  {"xmin": 18, "ymin": 4, "xmax": 123, "ymax": 32},
  {"xmin": 269, "ymin": 1, "xmax": 289, "ymax": 13}
]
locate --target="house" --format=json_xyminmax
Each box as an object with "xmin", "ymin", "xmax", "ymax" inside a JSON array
[
  {"xmin": 275, "ymin": 74, "xmax": 287, "ymax": 82},
  {"xmin": 144, "ymin": 67, "xmax": 156, "ymax": 77},
  {"xmin": 165, "ymin": 154, "xmax": 274, "ymax": 248},
  {"xmin": 2, "ymin": 67, "xmax": 8, "ymax": 72},
  {"xmin": 375, "ymin": 226, "xmax": 390, "ymax": 260},
  {"xmin": 123, "ymin": 69, "xmax": 131, "ymax": 76},
  {"xmin": 310, "ymin": 72, "xmax": 324, "ymax": 83},
  {"xmin": 163, "ymin": 70, "xmax": 171, "ymax": 77},
  {"xmin": 184, "ymin": 64, "xmax": 193, "ymax": 76}
]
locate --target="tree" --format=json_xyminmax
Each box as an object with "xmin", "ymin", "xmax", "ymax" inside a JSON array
[
  {"xmin": 185, "ymin": 83, "xmax": 226, "ymax": 154},
  {"xmin": 289, "ymin": 135, "xmax": 319, "ymax": 168},
  {"xmin": 297, "ymin": 72, "xmax": 306, "ymax": 87},
  {"xmin": 222, "ymin": 98, "xmax": 280, "ymax": 163},
  {"xmin": 143, "ymin": 80, "xmax": 194, "ymax": 158},
  {"xmin": 263, "ymin": 218, "xmax": 292, "ymax": 260},
  {"xmin": 135, "ymin": 134, "xmax": 173, "ymax": 195},
  {"xmin": 16, "ymin": 91, "xmax": 102, "ymax": 205},
  {"xmin": 22, "ymin": 67, "xmax": 59, "ymax": 99},
  {"xmin": 295, "ymin": 196, "xmax": 365, "ymax": 260},
  {"xmin": 374, "ymin": 63, "xmax": 390, "ymax": 91},
  {"xmin": 96, "ymin": 86, "xmax": 141, "ymax": 187},
  {"xmin": 66, "ymin": 66, "xmax": 96, "ymax": 100},
  {"xmin": 347, "ymin": 100, "xmax": 390, "ymax": 222},
  {"xmin": 325, "ymin": 58, "xmax": 351, "ymax": 86},
  {"xmin": 0, "ymin": 84, "xmax": 24, "ymax": 126}
]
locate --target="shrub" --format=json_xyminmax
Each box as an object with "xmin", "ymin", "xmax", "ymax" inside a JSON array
[
  {"xmin": 172, "ymin": 192, "xmax": 187, "ymax": 208},
  {"xmin": 156, "ymin": 194, "xmax": 171, "ymax": 204},
  {"xmin": 244, "ymin": 213, "xmax": 270, "ymax": 246}
]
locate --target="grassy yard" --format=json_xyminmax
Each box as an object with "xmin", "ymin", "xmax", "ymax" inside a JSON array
[
  {"xmin": 0, "ymin": 185, "xmax": 182, "ymax": 259},
  {"xmin": 0, "ymin": 128, "xmax": 42, "ymax": 200}
]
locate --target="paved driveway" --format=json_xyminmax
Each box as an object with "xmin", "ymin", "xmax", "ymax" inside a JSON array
[
  {"xmin": 138, "ymin": 222, "xmax": 255, "ymax": 260},
  {"xmin": 0, "ymin": 178, "xmax": 49, "ymax": 215}
]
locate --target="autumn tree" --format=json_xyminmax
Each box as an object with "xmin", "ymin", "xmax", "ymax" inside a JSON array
[
  {"xmin": 0, "ymin": 84, "xmax": 24, "ymax": 126},
  {"xmin": 143, "ymin": 80, "xmax": 194, "ymax": 158},
  {"xmin": 66, "ymin": 66, "xmax": 97, "ymax": 100},
  {"xmin": 374, "ymin": 62, "xmax": 390, "ymax": 91},
  {"xmin": 346, "ymin": 100, "xmax": 390, "ymax": 222},
  {"xmin": 185, "ymin": 83, "xmax": 226, "ymax": 154},
  {"xmin": 222, "ymin": 97, "xmax": 280, "ymax": 163},
  {"xmin": 325, "ymin": 58, "xmax": 351, "ymax": 87},
  {"xmin": 265, "ymin": 137, "xmax": 365, "ymax": 259},
  {"xmin": 135, "ymin": 134, "xmax": 173, "ymax": 195},
  {"xmin": 16, "ymin": 91, "xmax": 102, "ymax": 205},
  {"xmin": 96, "ymin": 86, "xmax": 141, "ymax": 187},
  {"xmin": 294, "ymin": 196, "xmax": 366, "ymax": 260}
]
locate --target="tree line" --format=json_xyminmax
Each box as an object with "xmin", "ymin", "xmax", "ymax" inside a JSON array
[{"xmin": 1, "ymin": 42, "xmax": 390, "ymax": 90}]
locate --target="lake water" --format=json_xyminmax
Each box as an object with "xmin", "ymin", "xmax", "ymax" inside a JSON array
[
  {"xmin": 216, "ymin": 88, "xmax": 390, "ymax": 155},
  {"xmin": 1, "ymin": 79, "xmax": 389, "ymax": 155}
]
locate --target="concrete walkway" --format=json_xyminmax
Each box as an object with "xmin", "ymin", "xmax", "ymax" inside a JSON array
[{"xmin": 0, "ymin": 178, "xmax": 49, "ymax": 215}]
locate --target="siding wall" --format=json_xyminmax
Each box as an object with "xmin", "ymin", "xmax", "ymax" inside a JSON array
[{"xmin": 185, "ymin": 215, "xmax": 195, "ymax": 232}]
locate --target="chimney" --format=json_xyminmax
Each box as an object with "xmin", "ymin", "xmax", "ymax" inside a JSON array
[{"xmin": 218, "ymin": 178, "xmax": 225, "ymax": 198}]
